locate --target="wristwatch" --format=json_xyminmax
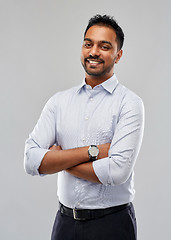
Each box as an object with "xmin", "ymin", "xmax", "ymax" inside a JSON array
[{"xmin": 88, "ymin": 145, "xmax": 99, "ymax": 161}]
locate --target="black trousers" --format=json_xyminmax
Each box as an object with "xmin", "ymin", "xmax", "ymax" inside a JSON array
[{"xmin": 51, "ymin": 203, "xmax": 137, "ymax": 240}]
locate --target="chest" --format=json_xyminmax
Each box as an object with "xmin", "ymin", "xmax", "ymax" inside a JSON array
[{"xmin": 56, "ymin": 90, "xmax": 120, "ymax": 148}]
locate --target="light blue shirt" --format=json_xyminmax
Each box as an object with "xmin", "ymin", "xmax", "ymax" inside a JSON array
[{"xmin": 24, "ymin": 74, "xmax": 144, "ymax": 209}]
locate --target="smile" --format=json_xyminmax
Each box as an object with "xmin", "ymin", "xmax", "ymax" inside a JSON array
[{"xmin": 86, "ymin": 59, "xmax": 104, "ymax": 65}]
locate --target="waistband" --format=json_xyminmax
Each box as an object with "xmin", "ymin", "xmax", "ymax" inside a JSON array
[{"xmin": 59, "ymin": 202, "xmax": 130, "ymax": 221}]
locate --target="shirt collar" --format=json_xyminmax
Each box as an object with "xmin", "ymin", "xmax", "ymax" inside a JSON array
[{"xmin": 76, "ymin": 74, "xmax": 118, "ymax": 94}]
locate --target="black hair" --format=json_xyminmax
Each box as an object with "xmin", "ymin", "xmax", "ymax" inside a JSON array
[{"xmin": 84, "ymin": 14, "xmax": 124, "ymax": 50}]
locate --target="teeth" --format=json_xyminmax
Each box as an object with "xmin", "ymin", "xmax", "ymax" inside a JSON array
[{"xmin": 89, "ymin": 60, "xmax": 100, "ymax": 64}]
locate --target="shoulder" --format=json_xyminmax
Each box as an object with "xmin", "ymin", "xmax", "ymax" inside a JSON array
[
  {"xmin": 52, "ymin": 84, "xmax": 80, "ymax": 99},
  {"xmin": 115, "ymin": 83, "xmax": 144, "ymax": 118},
  {"xmin": 116, "ymin": 82, "xmax": 144, "ymax": 105},
  {"xmin": 43, "ymin": 84, "xmax": 81, "ymax": 109}
]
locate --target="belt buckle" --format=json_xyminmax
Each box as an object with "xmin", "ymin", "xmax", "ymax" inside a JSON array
[
  {"xmin": 73, "ymin": 209, "xmax": 77, "ymax": 220},
  {"xmin": 73, "ymin": 208, "xmax": 85, "ymax": 220}
]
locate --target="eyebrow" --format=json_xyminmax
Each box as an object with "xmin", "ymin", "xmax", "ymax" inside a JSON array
[
  {"xmin": 101, "ymin": 40, "xmax": 113, "ymax": 47},
  {"xmin": 84, "ymin": 38, "xmax": 113, "ymax": 47}
]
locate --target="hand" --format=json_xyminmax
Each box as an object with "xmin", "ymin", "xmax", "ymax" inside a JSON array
[
  {"xmin": 98, "ymin": 143, "xmax": 110, "ymax": 159},
  {"xmin": 49, "ymin": 145, "xmax": 62, "ymax": 151}
]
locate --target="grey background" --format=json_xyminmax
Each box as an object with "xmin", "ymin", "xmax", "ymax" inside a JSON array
[{"xmin": 0, "ymin": 0, "xmax": 170, "ymax": 239}]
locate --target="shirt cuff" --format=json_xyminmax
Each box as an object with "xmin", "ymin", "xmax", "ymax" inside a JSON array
[
  {"xmin": 93, "ymin": 157, "xmax": 111, "ymax": 186},
  {"xmin": 24, "ymin": 148, "xmax": 50, "ymax": 176}
]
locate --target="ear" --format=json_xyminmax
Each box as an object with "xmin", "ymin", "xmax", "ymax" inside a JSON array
[{"xmin": 115, "ymin": 49, "xmax": 123, "ymax": 64}]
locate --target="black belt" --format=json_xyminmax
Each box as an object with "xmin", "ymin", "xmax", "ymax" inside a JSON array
[{"xmin": 59, "ymin": 202, "xmax": 130, "ymax": 221}]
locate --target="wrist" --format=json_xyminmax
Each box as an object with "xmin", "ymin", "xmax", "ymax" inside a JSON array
[{"xmin": 88, "ymin": 145, "xmax": 99, "ymax": 161}]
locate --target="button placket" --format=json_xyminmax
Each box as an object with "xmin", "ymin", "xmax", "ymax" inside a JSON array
[{"xmin": 81, "ymin": 89, "xmax": 96, "ymax": 145}]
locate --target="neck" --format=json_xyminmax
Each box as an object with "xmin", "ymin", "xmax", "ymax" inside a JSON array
[{"xmin": 85, "ymin": 73, "xmax": 113, "ymax": 88}]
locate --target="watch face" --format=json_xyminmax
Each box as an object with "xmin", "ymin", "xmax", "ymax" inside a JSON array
[{"xmin": 89, "ymin": 146, "xmax": 99, "ymax": 157}]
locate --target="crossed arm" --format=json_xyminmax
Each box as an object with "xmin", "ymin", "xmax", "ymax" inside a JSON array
[
  {"xmin": 25, "ymin": 95, "xmax": 144, "ymax": 185},
  {"xmin": 38, "ymin": 143, "xmax": 110, "ymax": 183}
]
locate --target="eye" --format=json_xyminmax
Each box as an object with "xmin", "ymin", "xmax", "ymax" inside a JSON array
[
  {"xmin": 84, "ymin": 42, "xmax": 92, "ymax": 48},
  {"xmin": 101, "ymin": 45, "xmax": 110, "ymax": 50}
]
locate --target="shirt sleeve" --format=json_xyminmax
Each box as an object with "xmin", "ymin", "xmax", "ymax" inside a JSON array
[
  {"xmin": 93, "ymin": 96, "xmax": 145, "ymax": 186},
  {"xmin": 24, "ymin": 97, "xmax": 56, "ymax": 176}
]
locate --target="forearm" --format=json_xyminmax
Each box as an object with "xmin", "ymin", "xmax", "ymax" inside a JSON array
[
  {"xmin": 66, "ymin": 162, "xmax": 101, "ymax": 184},
  {"xmin": 39, "ymin": 146, "xmax": 89, "ymax": 174},
  {"xmin": 65, "ymin": 143, "xmax": 111, "ymax": 183},
  {"xmin": 38, "ymin": 143, "xmax": 110, "ymax": 175}
]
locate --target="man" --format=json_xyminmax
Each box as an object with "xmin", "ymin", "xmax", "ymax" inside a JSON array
[{"xmin": 24, "ymin": 14, "xmax": 144, "ymax": 240}]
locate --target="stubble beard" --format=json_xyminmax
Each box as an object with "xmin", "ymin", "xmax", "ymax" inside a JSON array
[{"xmin": 81, "ymin": 58, "xmax": 115, "ymax": 78}]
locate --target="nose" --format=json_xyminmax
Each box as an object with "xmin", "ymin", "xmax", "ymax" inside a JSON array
[{"xmin": 89, "ymin": 45, "xmax": 100, "ymax": 58}]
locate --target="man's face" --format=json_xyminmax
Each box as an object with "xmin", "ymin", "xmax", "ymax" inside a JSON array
[{"xmin": 81, "ymin": 25, "xmax": 122, "ymax": 80}]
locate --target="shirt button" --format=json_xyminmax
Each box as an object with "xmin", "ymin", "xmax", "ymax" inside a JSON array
[
  {"xmin": 85, "ymin": 117, "xmax": 89, "ymax": 120},
  {"xmin": 82, "ymin": 138, "xmax": 85, "ymax": 142},
  {"xmin": 90, "ymin": 98, "xmax": 93, "ymax": 101}
]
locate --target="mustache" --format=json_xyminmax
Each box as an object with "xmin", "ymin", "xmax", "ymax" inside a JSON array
[{"xmin": 84, "ymin": 56, "xmax": 104, "ymax": 63}]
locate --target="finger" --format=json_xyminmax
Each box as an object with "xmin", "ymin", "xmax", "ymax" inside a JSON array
[{"xmin": 49, "ymin": 145, "xmax": 62, "ymax": 150}]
